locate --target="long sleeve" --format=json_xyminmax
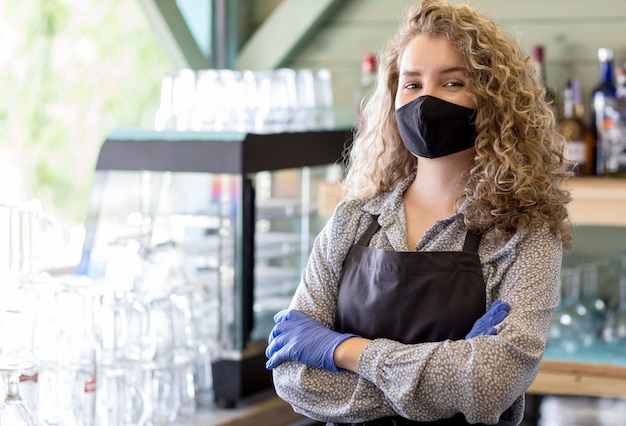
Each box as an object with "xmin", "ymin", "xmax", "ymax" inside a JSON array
[
  {"xmin": 272, "ymin": 200, "xmax": 400, "ymax": 422},
  {"xmin": 271, "ymin": 182, "xmax": 561, "ymax": 424}
]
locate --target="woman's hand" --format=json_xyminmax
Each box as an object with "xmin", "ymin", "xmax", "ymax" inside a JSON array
[
  {"xmin": 265, "ymin": 309, "xmax": 359, "ymax": 371},
  {"xmin": 465, "ymin": 300, "xmax": 510, "ymax": 339}
]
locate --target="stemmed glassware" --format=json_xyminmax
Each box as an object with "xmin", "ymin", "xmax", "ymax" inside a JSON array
[{"xmin": 0, "ymin": 358, "xmax": 37, "ymax": 426}]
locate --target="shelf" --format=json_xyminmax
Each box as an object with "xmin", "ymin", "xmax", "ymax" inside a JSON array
[
  {"xmin": 568, "ymin": 177, "xmax": 626, "ymax": 226},
  {"xmin": 96, "ymin": 128, "xmax": 353, "ymax": 173},
  {"xmin": 528, "ymin": 359, "xmax": 626, "ymax": 399}
]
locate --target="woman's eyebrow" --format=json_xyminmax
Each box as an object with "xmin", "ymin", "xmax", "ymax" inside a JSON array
[{"xmin": 399, "ymin": 66, "xmax": 466, "ymax": 77}]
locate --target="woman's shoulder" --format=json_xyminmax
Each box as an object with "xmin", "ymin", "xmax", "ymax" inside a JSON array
[
  {"xmin": 328, "ymin": 197, "xmax": 373, "ymax": 232},
  {"xmin": 480, "ymin": 221, "xmax": 563, "ymax": 262}
]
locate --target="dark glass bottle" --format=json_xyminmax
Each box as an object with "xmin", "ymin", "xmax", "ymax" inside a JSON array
[
  {"xmin": 558, "ymin": 79, "xmax": 594, "ymax": 176},
  {"xmin": 590, "ymin": 48, "xmax": 617, "ymax": 175}
]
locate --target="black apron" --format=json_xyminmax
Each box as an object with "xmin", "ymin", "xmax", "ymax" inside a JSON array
[{"xmin": 329, "ymin": 216, "xmax": 514, "ymax": 426}]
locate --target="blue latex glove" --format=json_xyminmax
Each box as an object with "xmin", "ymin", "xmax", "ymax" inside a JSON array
[
  {"xmin": 465, "ymin": 300, "xmax": 510, "ymax": 339},
  {"xmin": 265, "ymin": 309, "xmax": 359, "ymax": 371}
]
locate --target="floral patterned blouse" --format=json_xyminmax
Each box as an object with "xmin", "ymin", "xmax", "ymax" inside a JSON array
[{"xmin": 271, "ymin": 173, "xmax": 562, "ymax": 425}]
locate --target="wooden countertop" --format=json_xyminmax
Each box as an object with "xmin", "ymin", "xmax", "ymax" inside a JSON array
[
  {"xmin": 528, "ymin": 353, "xmax": 626, "ymax": 399},
  {"xmin": 173, "ymin": 390, "xmax": 313, "ymax": 426}
]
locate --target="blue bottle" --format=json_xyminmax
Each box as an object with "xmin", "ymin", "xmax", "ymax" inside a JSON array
[{"xmin": 590, "ymin": 48, "xmax": 617, "ymax": 175}]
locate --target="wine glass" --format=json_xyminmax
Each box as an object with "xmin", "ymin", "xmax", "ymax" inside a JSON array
[{"xmin": 0, "ymin": 358, "xmax": 37, "ymax": 426}]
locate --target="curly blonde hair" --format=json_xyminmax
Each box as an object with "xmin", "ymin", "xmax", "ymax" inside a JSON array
[{"xmin": 343, "ymin": 0, "xmax": 572, "ymax": 247}]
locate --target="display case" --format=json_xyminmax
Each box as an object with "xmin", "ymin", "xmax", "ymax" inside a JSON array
[{"xmin": 78, "ymin": 128, "xmax": 352, "ymax": 407}]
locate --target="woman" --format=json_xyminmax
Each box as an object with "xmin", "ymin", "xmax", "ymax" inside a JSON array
[{"xmin": 265, "ymin": 0, "xmax": 571, "ymax": 425}]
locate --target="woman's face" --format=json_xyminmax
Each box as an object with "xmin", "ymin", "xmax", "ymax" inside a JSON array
[{"xmin": 395, "ymin": 34, "xmax": 476, "ymax": 110}]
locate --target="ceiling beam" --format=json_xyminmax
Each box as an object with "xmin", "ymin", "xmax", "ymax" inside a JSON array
[
  {"xmin": 236, "ymin": 0, "xmax": 344, "ymax": 70},
  {"xmin": 136, "ymin": 0, "xmax": 209, "ymax": 69}
]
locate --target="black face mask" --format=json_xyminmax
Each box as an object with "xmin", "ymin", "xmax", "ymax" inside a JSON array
[{"xmin": 395, "ymin": 95, "xmax": 477, "ymax": 159}]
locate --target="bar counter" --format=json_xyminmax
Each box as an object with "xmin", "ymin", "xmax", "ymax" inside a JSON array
[
  {"xmin": 172, "ymin": 390, "xmax": 315, "ymax": 426},
  {"xmin": 528, "ymin": 345, "xmax": 626, "ymax": 399}
]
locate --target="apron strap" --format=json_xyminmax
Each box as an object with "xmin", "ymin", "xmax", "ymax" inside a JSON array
[
  {"xmin": 356, "ymin": 215, "xmax": 381, "ymax": 246},
  {"xmin": 462, "ymin": 229, "xmax": 482, "ymax": 253}
]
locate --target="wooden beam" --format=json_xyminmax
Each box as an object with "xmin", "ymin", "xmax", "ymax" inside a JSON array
[
  {"xmin": 236, "ymin": 0, "xmax": 344, "ymax": 70},
  {"xmin": 136, "ymin": 0, "xmax": 209, "ymax": 69}
]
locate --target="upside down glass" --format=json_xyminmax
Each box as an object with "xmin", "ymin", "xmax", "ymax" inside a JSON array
[
  {"xmin": 580, "ymin": 262, "xmax": 607, "ymax": 336},
  {"xmin": 31, "ymin": 275, "xmax": 100, "ymax": 426},
  {"xmin": 547, "ymin": 267, "xmax": 597, "ymax": 354},
  {"xmin": 0, "ymin": 198, "xmax": 62, "ymax": 280},
  {"xmin": 602, "ymin": 273, "xmax": 626, "ymax": 353},
  {"xmin": 0, "ymin": 359, "xmax": 37, "ymax": 426}
]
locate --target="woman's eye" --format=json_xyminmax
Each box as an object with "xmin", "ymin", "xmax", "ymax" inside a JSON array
[
  {"xmin": 445, "ymin": 81, "xmax": 464, "ymax": 87},
  {"xmin": 404, "ymin": 82, "xmax": 420, "ymax": 89}
]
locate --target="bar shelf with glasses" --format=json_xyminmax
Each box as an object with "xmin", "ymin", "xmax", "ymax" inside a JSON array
[
  {"xmin": 528, "ymin": 177, "xmax": 626, "ymax": 400},
  {"xmin": 78, "ymin": 127, "xmax": 352, "ymax": 410}
]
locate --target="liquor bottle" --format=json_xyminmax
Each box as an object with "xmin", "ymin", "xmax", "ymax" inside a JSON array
[
  {"xmin": 558, "ymin": 79, "xmax": 594, "ymax": 176},
  {"xmin": 609, "ymin": 66, "xmax": 626, "ymax": 174},
  {"xmin": 590, "ymin": 48, "xmax": 617, "ymax": 175},
  {"xmin": 531, "ymin": 45, "xmax": 556, "ymax": 107}
]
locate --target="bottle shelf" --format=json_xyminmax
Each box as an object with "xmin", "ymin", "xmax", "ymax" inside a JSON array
[{"xmin": 568, "ymin": 176, "xmax": 626, "ymax": 226}]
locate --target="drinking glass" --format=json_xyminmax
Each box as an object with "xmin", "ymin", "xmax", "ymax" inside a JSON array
[
  {"xmin": 98, "ymin": 365, "xmax": 149, "ymax": 426},
  {"xmin": 212, "ymin": 69, "xmax": 241, "ymax": 132},
  {"xmin": 580, "ymin": 262, "xmax": 607, "ymax": 335},
  {"xmin": 539, "ymin": 395, "xmax": 626, "ymax": 426},
  {"xmin": 148, "ymin": 296, "xmax": 177, "ymax": 364},
  {"xmin": 100, "ymin": 289, "xmax": 154, "ymax": 365},
  {"xmin": 0, "ymin": 286, "xmax": 37, "ymax": 367},
  {"xmin": 547, "ymin": 267, "xmax": 596, "ymax": 354},
  {"xmin": 0, "ymin": 198, "xmax": 62, "ymax": 280},
  {"xmin": 314, "ymin": 68, "xmax": 335, "ymax": 129},
  {"xmin": 191, "ymin": 69, "xmax": 218, "ymax": 132},
  {"xmin": 173, "ymin": 361, "xmax": 196, "ymax": 421},
  {"xmin": 602, "ymin": 273, "xmax": 626, "ymax": 353},
  {"xmin": 32, "ymin": 275, "xmax": 100, "ymax": 426},
  {"xmin": 293, "ymin": 69, "xmax": 317, "ymax": 130},
  {"xmin": 150, "ymin": 365, "xmax": 179, "ymax": 425},
  {"xmin": 172, "ymin": 69, "xmax": 197, "ymax": 131},
  {"xmin": 193, "ymin": 343, "xmax": 214, "ymax": 408},
  {"xmin": 0, "ymin": 359, "xmax": 37, "ymax": 426},
  {"xmin": 255, "ymin": 69, "xmax": 298, "ymax": 132},
  {"xmin": 154, "ymin": 72, "xmax": 176, "ymax": 131},
  {"xmin": 235, "ymin": 70, "xmax": 260, "ymax": 132}
]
